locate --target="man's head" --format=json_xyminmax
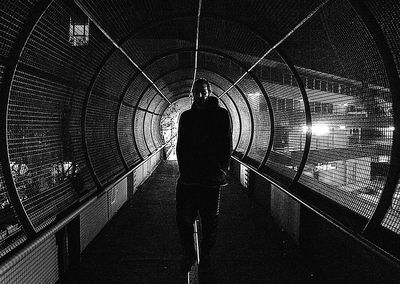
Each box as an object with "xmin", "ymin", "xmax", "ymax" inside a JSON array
[{"xmin": 192, "ymin": 78, "xmax": 211, "ymax": 105}]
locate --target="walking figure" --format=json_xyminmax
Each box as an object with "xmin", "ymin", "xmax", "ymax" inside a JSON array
[{"xmin": 176, "ymin": 78, "xmax": 232, "ymax": 273}]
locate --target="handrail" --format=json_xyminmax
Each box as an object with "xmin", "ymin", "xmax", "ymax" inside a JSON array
[
  {"xmin": 95, "ymin": 146, "xmax": 165, "ymax": 199},
  {"xmin": 0, "ymin": 146, "xmax": 164, "ymax": 275},
  {"xmin": 231, "ymin": 155, "xmax": 400, "ymax": 269}
]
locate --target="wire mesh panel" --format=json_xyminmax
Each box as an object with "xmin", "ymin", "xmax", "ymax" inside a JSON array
[
  {"xmin": 151, "ymin": 114, "xmax": 163, "ymax": 148},
  {"xmin": 199, "ymin": 17, "xmax": 267, "ymax": 72},
  {"xmin": 76, "ymin": 0, "xmax": 198, "ymax": 44},
  {"xmin": 92, "ymin": 51, "xmax": 137, "ymax": 102},
  {"xmin": 118, "ymin": 104, "xmax": 140, "ymax": 167},
  {"xmin": 86, "ymin": 48, "xmax": 138, "ymax": 185},
  {"xmin": 366, "ymin": 0, "xmax": 400, "ymax": 236},
  {"xmin": 278, "ymin": 0, "xmax": 393, "ymax": 221},
  {"xmin": 203, "ymin": 0, "xmax": 326, "ymax": 46},
  {"xmin": 0, "ymin": 164, "xmax": 27, "ymax": 258},
  {"xmin": 122, "ymin": 18, "xmax": 196, "ymax": 68},
  {"xmin": 8, "ymin": 71, "xmax": 79, "ymax": 231},
  {"xmin": 1, "ymin": 42, "xmax": 28, "ymax": 255},
  {"xmin": 86, "ymin": 92, "xmax": 124, "ymax": 185},
  {"xmin": 134, "ymin": 109, "xmax": 150, "ymax": 157},
  {"xmin": 256, "ymin": 56, "xmax": 307, "ymax": 181},
  {"xmin": 143, "ymin": 112, "xmax": 156, "ymax": 152},
  {"xmin": 22, "ymin": 0, "xmax": 114, "ymax": 87},
  {"xmin": 237, "ymin": 75, "xmax": 271, "ymax": 165},
  {"xmin": 0, "ymin": 0, "xmax": 37, "ymax": 58},
  {"xmin": 20, "ymin": 0, "xmax": 107, "ymax": 197},
  {"xmin": 147, "ymin": 95, "xmax": 164, "ymax": 149},
  {"xmin": 69, "ymin": 88, "xmax": 96, "ymax": 194},
  {"xmin": 124, "ymin": 73, "xmax": 151, "ymax": 112}
]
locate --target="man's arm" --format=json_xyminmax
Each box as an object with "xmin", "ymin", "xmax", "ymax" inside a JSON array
[
  {"xmin": 176, "ymin": 113, "xmax": 188, "ymax": 174},
  {"xmin": 220, "ymin": 110, "xmax": 233, "ymax": 172}
]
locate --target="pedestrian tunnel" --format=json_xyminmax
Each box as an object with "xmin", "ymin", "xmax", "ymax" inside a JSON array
[{"xmin": 0, "ymin": 0, "xmax": 400, "ymax": 282}]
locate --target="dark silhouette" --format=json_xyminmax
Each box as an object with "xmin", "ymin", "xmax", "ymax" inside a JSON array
[{"xmin": 176, "ymin": 78, "xmax": 232, "ymax": 273}]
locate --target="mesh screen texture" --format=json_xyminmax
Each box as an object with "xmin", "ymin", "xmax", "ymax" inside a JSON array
[
  {"xmin": 143, "ymin": 112, "xmax": 156, "ymax": 152},
  {"xmin": 134, "ymin": 109, "xmax": 150, "ymax": 157},
  {"xmin": 278, "ymin": 0, "xmax": 393, "ymax": 221},
  {"xmin": 198, "ymin": 52, "xmax": 245, "ymax": 84},
  {"xmin": 0, "ymin": 0, "xmax": 37, "ymax": 58},
  {"xmin": 76, "ymin": 0, "xmax": 197, "ymax": 44},
  {"xmin": 69, "ymin": 89, "xmax": 96, "ymax": 193},
  {"xmin": 118, "ymin": 104, "xmax": 140, "ymax": 167},
  {"xmin": 122, "ymin": 18, "xmax": 196, "ymax": 68},
  {"xmin": 23, "ymin": 0, "xmax": 114, "ymax": 87},
  {"xmin": 199, "ymin": 17, "xmax": 267, "ymax": 71},
  {"xmin": 0, "ymin": 164, "xmax": 27, "ymax": 258},
  {"xmin": 367, "ymin": 0, "xmax": 400, "ymax": 234},
  {"xmin": 148, "ymin": 95, "xmax": 163, "ymax": 114},
  {"xmin": 8, "ymin": 71, "xmax": 79, "ymax": 230},
  {"xmin": 86, "ymin": 93, "xmax": 124, "ymax": 185},
  {"xmin": 237, "ymin": 75, "xmax": 270, "ymax": 165},
  {"xmin": 203, "ymin": 0, "xmax": 325, "ymax": 45},
  {"xmin": 258, "ymin": 56, "xmax": 307, "ymax": 181},
  {"xmin": 151, "ymin": 114, "xmax": 163, "ymax": 147},
  {"xmin": 92, "ymin": 51, "xmax": 136, "ymax": 101}
]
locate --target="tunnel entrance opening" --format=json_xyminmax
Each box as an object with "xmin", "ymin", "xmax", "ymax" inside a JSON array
[{"xmin": 160, "ymin": 97, "xmax": 191, "ymax": 160}]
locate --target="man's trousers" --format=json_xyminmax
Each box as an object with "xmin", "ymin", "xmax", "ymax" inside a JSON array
[{"xmin": 176, "ymin": 182, "xmax": 221, "ymax": 256}]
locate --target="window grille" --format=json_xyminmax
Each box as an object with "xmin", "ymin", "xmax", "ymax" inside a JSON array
[{"xmin": 69, "ymin": 16, "xmax": 89, "ymax": 46}]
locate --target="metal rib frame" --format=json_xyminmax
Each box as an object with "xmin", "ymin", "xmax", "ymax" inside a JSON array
[
  {"xmin": 347, "ymin": 0, "xmax": 400, "ymax": 236},
  {"xmin": 74, "ymin": 0, "xmax": 172, "ymax": 106},
  {"xmin": 190, "ymin": 0, "xmax": 203, "ymax": 94},
  {"xmin": 0, "ymin": 0, "xmax": 55, "ymax": 238}
]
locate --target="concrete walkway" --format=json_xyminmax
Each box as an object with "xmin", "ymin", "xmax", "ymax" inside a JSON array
[{"xmin": 60, "ymin": 160, "xmax": 318, "ymax": 283}]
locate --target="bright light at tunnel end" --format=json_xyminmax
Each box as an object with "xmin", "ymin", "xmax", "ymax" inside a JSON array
[{"xmin": 302, "ymin": 124, "xmax": 330, "ymax": 135}]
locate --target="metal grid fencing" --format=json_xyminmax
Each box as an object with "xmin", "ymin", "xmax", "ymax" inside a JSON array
[{"xmin": 278, "ymin": 0, "xmax": 394, "ymax": 223}]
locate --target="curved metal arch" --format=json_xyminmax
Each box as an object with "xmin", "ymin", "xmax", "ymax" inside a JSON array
[
  {"xmin": 129, "ymin": 52, "xmax": 254, "ymax": 157},
  {"xmin": 102, "ymin": 11, "xmax": 310, "ymax": 176},
  {"xmin": 199, "ymin": 12, "xmax": 313, "ymax": 181},
  {"xmin": 115, "ymin": 72, "xmax": 144, "ymax": 166},
  {"xmin": 80, "ymin": 15, "xmax": 202, "ymax": 180},
  {"xmin": 80, "ymin": 46, "xmax": 121, "ymax": 190},
  {"xmin": 140, "ymin": 76, "xmax": 194, "ymax": 154},
  {"xmin": 91, "ymin": 13, "xmax": 270, "ymax": 167},
  {"xmin": 150, "ymin": 73, "xmax": 241, "ymax": 149},
  {"xmin": 132, "ymin": 87, "xmax": 153, "ymax": 157},
  {"xmin": 129, "ymin": 48, "xmax": 259, "ymax": 161},
  {"xmin": 346, "ymin": 1, "xmax": 400, "ymax": 236},
  {"xmin": 131, "ymin": 75, "xmax": 194, "ymax": 156},
  {"xmin": 0, "ymin": 0, "xmax": 55, "ymax": 238},
  {"xmin": 282, "ymin": 51, "xmax": 312, "ymax": 189}
]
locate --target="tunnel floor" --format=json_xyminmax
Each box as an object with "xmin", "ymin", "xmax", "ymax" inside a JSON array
[{"xmin": 60, "ymin": 160, "xmax": 320, "ymax": 283}]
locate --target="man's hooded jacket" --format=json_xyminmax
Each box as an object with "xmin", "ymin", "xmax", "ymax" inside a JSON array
[{"xmin": 176, "ymin": 96, "xmax": 232, "ymax": 186}]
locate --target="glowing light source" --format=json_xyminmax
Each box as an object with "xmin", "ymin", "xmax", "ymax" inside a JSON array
[
  {"xmin": 339, "ymin": 125, "xmax": 346, "ymax": 130},
  {"xmin": 302, "ymin": 124, "xmax": 330, "ymax": 135}
]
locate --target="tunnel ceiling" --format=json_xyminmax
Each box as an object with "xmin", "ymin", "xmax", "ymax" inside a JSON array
[
  {"xmin": 65, "ymin": 0, "xmax": 398, "ymax": 115},
  {"xmin": 74, "ymin": 0, "xmax": 353, "ymax": 107}
]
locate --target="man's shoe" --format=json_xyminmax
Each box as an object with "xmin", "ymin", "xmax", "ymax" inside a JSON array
[{"xmin": 180, "ymin": 252, "xmax": 196, "ymax": 272}]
